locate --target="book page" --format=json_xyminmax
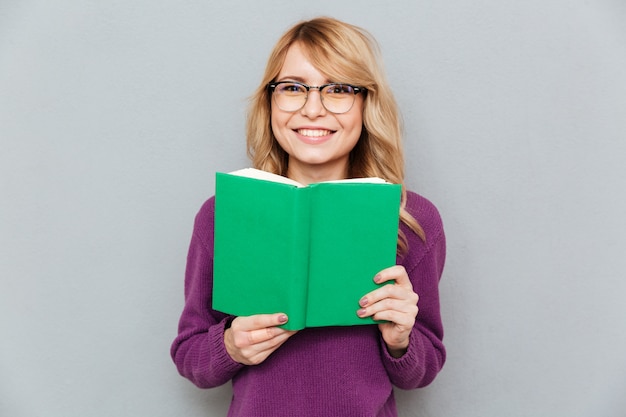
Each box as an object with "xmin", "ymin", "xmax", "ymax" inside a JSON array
[
  {"xmin": 321, "ymin": 177, "xmax": 389, "ymax": 184},
  {"xmin": 228, "ymin": 168, "xmax": 391, "ymax": 187},
  {"xmin": 228, "ymin": 168, "xmax": 305, "ymax": 187}
]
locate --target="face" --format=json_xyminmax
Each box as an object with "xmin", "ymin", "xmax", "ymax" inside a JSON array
[{"xmin": 270, "ymin": 43, "xmax": 364, "ymax": 183}]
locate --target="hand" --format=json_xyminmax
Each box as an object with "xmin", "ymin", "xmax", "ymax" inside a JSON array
[
  {"xmin": 357, "ymin": 265, "xmax": 418, "ymax": 357},
  {"xmin": 224, "ymin": 313, "xmax": 297, "ymax": 365}
]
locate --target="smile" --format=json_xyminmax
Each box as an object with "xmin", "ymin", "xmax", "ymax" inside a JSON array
[{"xmin": 296, "ymin": 129, "xmax": 334, "ymax": 137}]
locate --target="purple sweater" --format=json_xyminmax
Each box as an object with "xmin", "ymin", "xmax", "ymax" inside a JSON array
[{"xmin": 171, "ymin": 190, "xmax": 446, "ymax": 417}]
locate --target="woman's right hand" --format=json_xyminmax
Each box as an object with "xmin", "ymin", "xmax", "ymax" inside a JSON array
[{"xmin": 224, "ymin": 313, "xmax": 297, "ymax": 365}]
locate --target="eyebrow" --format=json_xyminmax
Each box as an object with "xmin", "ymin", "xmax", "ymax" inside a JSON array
[{"xmin": 276, "ymin": 75, "xmax": 332, "ymax": 84}]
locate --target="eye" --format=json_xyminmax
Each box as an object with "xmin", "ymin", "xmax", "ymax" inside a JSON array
[
  {"xmin": 277, "ymin": 82, "xmax": 306, "ymax": 95},
  {"xmin": 324, "ymin": 84, "xmax": 354, "ymax": 95}
]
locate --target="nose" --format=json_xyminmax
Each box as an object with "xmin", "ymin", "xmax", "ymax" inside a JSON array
[{"xmin": 300, "ymin": 88, "xmax": 327, "ymax": 118}]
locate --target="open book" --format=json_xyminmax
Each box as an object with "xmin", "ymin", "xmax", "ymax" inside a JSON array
[{"xmin": 212, "ymin": 168, "xmax": 401, "ymax": 330}]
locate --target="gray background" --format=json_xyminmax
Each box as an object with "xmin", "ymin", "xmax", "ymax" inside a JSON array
[{"xmin": 1, "ymin": 1, "xmax": 625, "ymax": 416}]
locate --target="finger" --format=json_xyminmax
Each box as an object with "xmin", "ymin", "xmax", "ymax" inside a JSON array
[
  {"xmin": 244, "ymin": 325, "xmax": 294, "ymax": 345},
  {"xmin": 233, "ymin": 313, "xmax": 288, "ymax": 332},
  {"xmin": 360, "ymin": 284, "xmax": 418, "ymax": 308},
  {"xmin": 235, "ymin": 335, "xmax": 291, "ymax": 365},
  {"xmin": 358, "ymin": 296, "xmax": 418, "ymax": 319},
  {"xmin": 240, "ymin": 329, "xmax": 295, "ymax": 354},
  {"xmin": 374, "ymin": 308, "xmax": 416, "ymax": 330},
  {"xmin": 374, "ymin": 265, "xmax": 411, "ymax": 287},
  {"xmin": 245, "ymin": 334, "xmax": 294, "ymax": 365}
]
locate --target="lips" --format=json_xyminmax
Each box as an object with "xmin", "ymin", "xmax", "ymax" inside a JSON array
[
  {"xmin": 296, "ymin": 129, "xmax": 333, "ymax": 138},
  {"xmin": 296, "ymin": 128, "xmax": 334, "ymax": 138}
]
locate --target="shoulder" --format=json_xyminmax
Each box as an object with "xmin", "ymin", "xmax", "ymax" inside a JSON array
[
  {"xmin": 404, "ymin": 190, "xmax": 444, "ymax": 242},
  {"xmin": 190, "ymin": 196, "xmax": 216, "ymax": 248},
  {"xmin": 197, "ymin": 195, "xmax": 215, "ymax": 219},
  {"xmin": 400, "ymin": 190, "xmax": 446, "ymax": 270}
]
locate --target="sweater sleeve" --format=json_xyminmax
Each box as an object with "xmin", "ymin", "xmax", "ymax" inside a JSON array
[
  {"xmin": 381, "ymin": 192, "xmax": 447, "ymax": 389},
  {"xmin": 170, "ymin": 197, "xmax": 245, "ymax": 388}
]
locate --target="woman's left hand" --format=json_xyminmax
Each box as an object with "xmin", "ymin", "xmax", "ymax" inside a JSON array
[{"xmin": 357, "ymin": 265, "xmax": 418, "ymax": 358}]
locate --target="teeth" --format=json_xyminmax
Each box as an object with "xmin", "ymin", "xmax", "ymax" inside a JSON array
[{"xmin": 298, "ymin": 129, "xmax": 332, "ymax": 137}]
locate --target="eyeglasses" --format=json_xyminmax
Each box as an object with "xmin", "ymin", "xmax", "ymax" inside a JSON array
[{"xmin": 268, "ymin": 81, "xmax": 366, "ymax": 114}]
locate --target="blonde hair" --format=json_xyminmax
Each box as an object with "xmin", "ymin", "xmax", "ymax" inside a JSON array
[{"xmin": 246, "ymin": 17, "xmax": 425, "ymax": 252}]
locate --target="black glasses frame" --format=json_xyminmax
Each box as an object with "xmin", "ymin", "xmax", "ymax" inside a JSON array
[{"xmin": 268, "ymin": 81, "xmax": 366, "ymax": 114}]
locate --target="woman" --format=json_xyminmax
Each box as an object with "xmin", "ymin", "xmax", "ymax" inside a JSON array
[{"xmin": 171, "ymin": 17, "xmax": 446, "ymax": 417}]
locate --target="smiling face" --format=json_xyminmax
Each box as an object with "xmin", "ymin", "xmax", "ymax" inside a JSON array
[{"xmin": 270, "ymin": 43, "xmax": 364, "ymax": 184}]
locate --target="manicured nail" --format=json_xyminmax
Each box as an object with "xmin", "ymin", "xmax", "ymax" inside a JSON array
[
  {"xmin": 359, "ymin": 297, "xmax": 368, "ymax": 307},
  {"xmin": 357, "ymin": 309, "xmax": 366, "ymax": 317},
  {"xmin": 278, "ymin": 314, "xmax": 288, "ymax": 323},
  {"xmin": 374, "ymin": 274, "xmax": 382, "ymax": 283}
]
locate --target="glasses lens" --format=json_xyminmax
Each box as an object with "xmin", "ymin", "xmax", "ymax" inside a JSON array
[
  {"xmin": 271, "ymin": 82, "xmax": 360, "ymax": 114},
  {"xmin": 273, "ymin": 82, "xmax": 307, "ymax": 112},
  {"xmin": 321, "ymin": 84, "xmax": 356, "ymax": 114}
]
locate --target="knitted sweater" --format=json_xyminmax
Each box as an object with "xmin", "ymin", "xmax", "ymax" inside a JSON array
[{"xmin": 171, "ymin": 190, "xmax": 446, "ymax": 417}]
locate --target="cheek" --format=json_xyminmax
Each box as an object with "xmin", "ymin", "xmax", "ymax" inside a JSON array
[
  {"xmin": 270, "ymin": 108, "xmax": 288, "ymax": 134},
  {"xmin": 348, "ymin": 126, "xmax": 363, "ymax": 149},
  {"xmin": 270, "ymin": 111, "xmax": 290, "ymax": 150},
  {"xmin": 270, "ymin": 110, "xmax": 281, "ymax": 140},
  {"xmin": 346, "ymin": 101, "xmax": 364, "ymax": 134},
  {"xmin": 343, "ymin": 113, "xmax": 364, "ymax": 143}
]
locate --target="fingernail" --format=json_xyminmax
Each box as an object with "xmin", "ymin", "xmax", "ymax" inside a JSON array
[
  {"xmin": 357, "ymin": 309, "xmax": 366, "ymax": 317},
  {"xmin": 359, "ymin": 297, "xmax": 368, "ymax": 307},
  {"xmin": 374, "ymin": 274, "xmax": 382, "ymax": 283},
  {"xmin": 278, "ymin": 314, "xmax": 288, "ymax": 323}
]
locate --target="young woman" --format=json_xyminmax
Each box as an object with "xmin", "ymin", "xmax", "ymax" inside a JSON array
[{"xmin": 171, "ymin": 17, "xmax": 446, "ymax": 417}]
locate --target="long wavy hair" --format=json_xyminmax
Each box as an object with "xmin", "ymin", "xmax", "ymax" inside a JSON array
[{"xmin": 246, "ymin": 17, "xmax": 425, "ymax": 252}]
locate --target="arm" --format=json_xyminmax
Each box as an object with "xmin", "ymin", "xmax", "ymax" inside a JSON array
[
  {"xmin": 357, "ymin": 193, "xmax": 447, "ymax": 389},
  {"xmin": 380, "ymin": 228, "xmax": 446, "ymax": 389},
  {"xmin": 170, "ymin": 198, "xmax": 297, "ymax": 387},
  {"xmin": 170, "ymin": 198, "xmax": 244, "ymax": 388}
]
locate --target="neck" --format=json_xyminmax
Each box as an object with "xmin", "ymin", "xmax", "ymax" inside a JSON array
[{"xmin": 286, "ymin": 162, "xmax": 349, "ymax": 185}]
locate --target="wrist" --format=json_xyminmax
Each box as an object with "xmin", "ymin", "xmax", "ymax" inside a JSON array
[
  {"xmin": 387, "ymin": 346, "xmax": 407, "ymax": 358},
  {"xmin": 385, "ymin": 338, "xmax": 409, "ymax": 358}
]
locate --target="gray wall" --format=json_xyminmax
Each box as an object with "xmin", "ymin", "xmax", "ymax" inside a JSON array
[{"xmin": 1, "ymin": 1, "xmax": 625, "ymax": 416}]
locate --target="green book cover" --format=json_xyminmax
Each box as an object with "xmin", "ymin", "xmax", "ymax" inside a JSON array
[{"xmin": 212, "ymin": 168, "xmax": 401, "ymax": 330}]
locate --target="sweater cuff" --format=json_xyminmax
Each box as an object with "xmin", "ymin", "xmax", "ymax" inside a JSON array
[
  {"xmin": 380, "ymin": 333, "xmax": 423, "ymax": 389},
  {"xmin": 380, "ymin": 334, "xmax": 417, "ymax": 366},
  {"xmin": 207, "ymin": 317, "xmax": 245, "ymax": 378}
]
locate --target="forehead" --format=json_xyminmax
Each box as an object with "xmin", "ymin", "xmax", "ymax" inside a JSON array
[{"xmin": 276, "ymin": 43, "xmax": 329, "ymax": 84}]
